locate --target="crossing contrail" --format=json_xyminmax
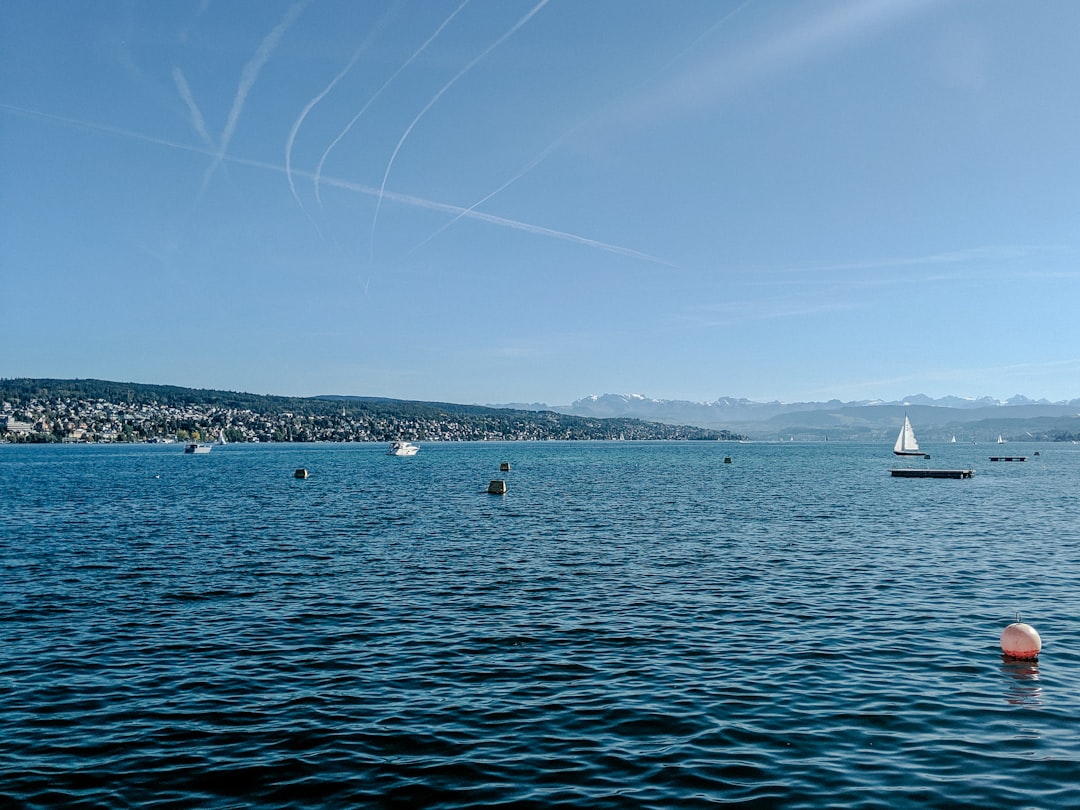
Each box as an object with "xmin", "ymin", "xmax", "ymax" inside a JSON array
[
  {"xmin": 1, "ymin": 102, "xmax": 669, "ymax": 266},
  {"xmin": 286, "ymin": 1, "xmax": 405, "ymax": 211},
  {"xmin": 402, "ymin": 129, "xmax": 571, "ymax": 259},
  {"xmin": 313, "ymin": 0, "xmax": 470, "ymax": 207},
  {"xmin": 368, "ymin": 0, "xmax": 549, "ymax": 258},
  {"xmin": 323, "ymin": 174, "xmax": 672, "ymax": 266}
]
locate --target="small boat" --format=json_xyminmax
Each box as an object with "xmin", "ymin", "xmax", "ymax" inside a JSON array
[
  {"xmin": 387, "ymin": 440, "xmax": 419, "ymax": 456},
  {"xmin": 184, "ymin": 443, "xmax": 211, "ymax": 454},
  {"xmin": 217, "ymin": 429, "xmax": 228, "ymax": 445},
  {"xmin": 997, "ymin": 435, "xmax": 1006, "ymax": 444},
  {"xmin": 893, "ymin": 415, "xmax": 926, "ymax": 457}
]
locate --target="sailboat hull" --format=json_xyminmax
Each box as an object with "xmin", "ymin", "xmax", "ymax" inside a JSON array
[{"xmin": 893, "ymin": 415, "xmax": 926, "ymax": 457}]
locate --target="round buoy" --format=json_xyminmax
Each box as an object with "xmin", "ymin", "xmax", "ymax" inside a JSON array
[{"xmin": 1000, "ymin": 619, "xmax": 1041, "ymax": 660}]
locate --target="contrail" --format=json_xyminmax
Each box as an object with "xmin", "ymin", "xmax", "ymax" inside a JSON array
[
  {"xmin": 0, "ymin": 102, "xmax": 670, "ymax": 266},
  {"xmin": 171, "ymin": 67, "xmax": 214, "ymax": 147},
  {"xmin": 0, "ymin": 103, "xmax": 222, "ymax": 158},
  {"xmin": 369, "ymin": 0, "xmax": 550, "ymax": 258},
  {"xmin": 201, "ymin": 0, "xmax": 311, "ymax": 194},
  {"xmin": 314, "ymin": 0, "xmax": 469, "ymax": 207},
  {"xmin": 402, "ymin": 128, "xmax": 571, "ymax": 259},
  {"xmin": 286, "ymin": 1, "xmax": 405, "ymax": 211}
]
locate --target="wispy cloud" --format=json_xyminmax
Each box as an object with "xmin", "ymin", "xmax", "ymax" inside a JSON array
[
  {"xmin": 679, "ymin": 295, "xmax": 862, "ymax": 328},
  {"xmin": 630, "ymin": 0, "xmax": 941, "ymax": 122},
  {"xmin": 201, "ymin": 0, "xmax": 311, "ymax": 195},
  {"xmin": 750, "ymin": 245, "xmax": 1072, "ymax": 286},
  {"xmin": 833, "ymin": 358, "xmax": 1080, "ymax": 402},
  {"xmin": 313, "ymin": 0, "xmax": 469, "ymax": 207},
  {"xmin": 369, "ymin": 0, "xmax": 550, "ymax": 258},
  {"xmin": 785, "ymin": 245, "xmax": 1061, "ymax": 273}
]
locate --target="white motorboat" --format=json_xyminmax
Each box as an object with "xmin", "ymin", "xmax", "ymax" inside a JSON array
[
  {"xmin": 387, "ymin": 440, "xmax": 419, "ymax": 456},
  {"xmin": 184, "ymin": 443, "xmax": 211, "ymax": 454}
]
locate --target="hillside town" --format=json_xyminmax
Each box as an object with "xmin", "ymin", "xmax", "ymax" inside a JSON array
[
  {"xmin": 0, "ymin": 384, "xmax": 733, "ymax": 444},
  {"xmin": 0, "ymin": 396, "xmax": 536, "ymax": 443}
]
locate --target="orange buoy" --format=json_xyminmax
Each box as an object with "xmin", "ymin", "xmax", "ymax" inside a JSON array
[{"xmin": 1000, "ymin": 617, "xmax": 1041, "ymax": 660}]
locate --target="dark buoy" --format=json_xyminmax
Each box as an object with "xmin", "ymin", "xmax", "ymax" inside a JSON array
[
  {"xmin": 487, "ymin": 479, "xmax": 507, "ymax": 494},
  {"xmin": 500, "ymin": 462, "xmax": 511, "ymax": 471},
  {"xmin": 724, "ymin": 456, "xmax": 732, "ymax": 463},
  {"xmin": 294, "ymin": 468, "xmax": 309, "ymax": 479}
]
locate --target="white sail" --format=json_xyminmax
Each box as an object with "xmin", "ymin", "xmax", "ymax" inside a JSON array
[{"xmin": 893, "ymin": 416, "xmax": 921, "ymax": 455}]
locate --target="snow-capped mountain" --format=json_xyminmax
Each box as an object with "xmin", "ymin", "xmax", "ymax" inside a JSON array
[{"xmin": 490, "ymin": 393, "xmax": 1080, "ymax": 440}]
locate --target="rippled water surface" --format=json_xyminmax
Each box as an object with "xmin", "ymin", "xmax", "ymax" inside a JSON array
[{"xmin": 3, "ymin": 441, "xmax": 1080, "ymax": 807}]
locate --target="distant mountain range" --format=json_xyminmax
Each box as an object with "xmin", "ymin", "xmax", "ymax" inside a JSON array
[
  {"xmin": 493, "ymin": 393, "xmax": 1080, "ymax": 442},
  {"xmin": 6, "ymin": 378, "xmax": 1079, "ymax": 443}
]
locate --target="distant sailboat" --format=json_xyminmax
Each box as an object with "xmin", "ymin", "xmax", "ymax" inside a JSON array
[
  {"xmin": 893, "ymin": 415, "xmax": 925, "ymax": 457},
  {"xmin": 217, "ymin": 429, "xmax": 227, "ymax": 445},
  {"xmin": 950, "ymin": 435, "xmax": 957, "ymax": 443},
  {"xmin": 997, "ymin": 435, "xmax": 1006, "ymax": 444}
]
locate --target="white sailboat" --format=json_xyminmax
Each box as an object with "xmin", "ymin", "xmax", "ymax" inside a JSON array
[
  {"xmin": 217, "ymin": 429, "xmax": 227, "ymax": 445},
  {"xmin": 893, "ymin": 415, "xmax": 925, "ymax": 457}
]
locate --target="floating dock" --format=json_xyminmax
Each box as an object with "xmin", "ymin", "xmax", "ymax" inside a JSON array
[
  {"xmin": 891, "ymin": 469, "xmax": 973, "ymax": 479},
  {"xmin": 990, "ymin": 456, "xmax": 1027, "ymax": 462}
]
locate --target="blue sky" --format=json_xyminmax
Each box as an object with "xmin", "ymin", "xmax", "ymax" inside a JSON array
[{"xmin": 3, "ymin": 0, "xmax": 1080, "ymax": 406}]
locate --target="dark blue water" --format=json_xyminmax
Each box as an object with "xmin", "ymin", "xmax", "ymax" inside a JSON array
[{"xmin": 3, "ymin": 441, "xmax": 1080, "ymax": 808}]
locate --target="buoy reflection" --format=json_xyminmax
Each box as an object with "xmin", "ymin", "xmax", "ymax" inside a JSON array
[{"xmin": 1001, "ymin": 659, "xmax": 1042, "ymax": 707}]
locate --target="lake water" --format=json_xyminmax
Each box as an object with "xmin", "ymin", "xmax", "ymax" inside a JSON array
[{"xmin": 3, "ymin": 440, "xmax": 1080, "ymax": 808}]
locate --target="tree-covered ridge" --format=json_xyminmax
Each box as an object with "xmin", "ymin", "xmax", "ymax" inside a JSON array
[{"xmin": 0, "ymin": 379, "xmax": 744, "ymax": 443}]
